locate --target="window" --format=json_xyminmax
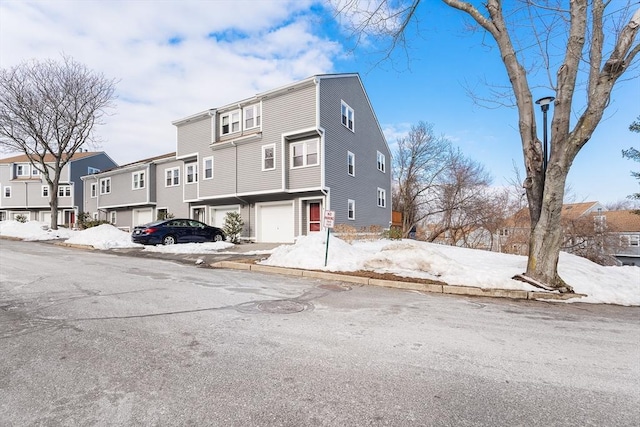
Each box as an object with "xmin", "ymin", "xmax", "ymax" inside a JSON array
[
  {"xmin": 630, "ymin": 235, "xmax": 640, "ymax": 247},
  {"xmin": 377, "ymin": 188, "xmax": 386, "ymax": 208},
  {"xmin": 221, "ymin": 110, "xmax": 240, "ymax": 135},
  {"xmin": 165, "ymin": 167, "xmax": 180, "ymax": 187},
  {"xmin": 87, "ymin": 167, "xmax": 100, "ymax": 174},
  {"xmin": 244, "ymin": 104, "xmax": 261, "ymax": 130},
  {"xmin": 58, "ymin": 185, "xmax": 71, "ymax": 197},
  {"xmin": 4, "ymin": 186, "xmax": 11, "ymax": 198},
  {"xmin": 110, "ymin": 211, "xmax": 116, "ymax": 224},
  {"xmin": 32, "ymin": 167, "xmax": 41, "ymax": 176},
  {"xmin": 90, "ymin": 183, "xmax": 97, "ymax": 198},
  {"xmin": 341, "ymin": 100, "xmax": 354, "ymax": 131},
  {"xmin": 291, "ymin": 140, "xmax": 319, "ymax": 168},
  {"xmin": 42, "ymin": 186, "xmax": 49, "ymax": 197},
  {"xmin": 132, "ymin": 171, "xmax": 145, "ymax": 189},
  {"xmin": 262, "ymin": 144, "xmax": 275, "ymax": 171},
  {"xmin": 347, "ymin": 199, "xmax": 355, "ymax": 220},
  {"xmin": 347, "ymin": 151, "xmax": 355, "ymax": 176},
  {"xmin": 16, "ymin": 164, "xmax": 30, "ymax": 176},
  {"xmin": 377, "ymin": 151, "xmax": 386, "ymax": 173},
  {"xmin": 185, "ymin": 163, "xmax": 198, "ymax": 184},
  {"xmin": 203, "ymin": 157, "xmax": 213, "ymax": 180},
  {"xmin": 100, "ymin": 178, "xmax": 111, "ymax": 194}
]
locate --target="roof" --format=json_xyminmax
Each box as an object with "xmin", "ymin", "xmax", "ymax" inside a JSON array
[
  {"xmin": 561, "ymin": 201, "xmax": 602, "ymax": 221},
  {"xmin": 88, "ymin": 152, "xmax": 176, "ymax": 176},
  {"xmin": 593, "ymin": 210, "xmax": 640, "ymax": 233},
  {"xmin": 0, "ymin": 151, "xmax": 102, "ymax": 164}
]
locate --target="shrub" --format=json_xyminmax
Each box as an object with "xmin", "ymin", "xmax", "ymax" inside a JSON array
[
  {"xmin": 15, "ymin": 214, "xmax": 27, "ymax": 223},
  {"xmin": 223, "ymin": 211, "xmax": 244, "ymax": 244},
  {"xmin": 77, "ymin": 211, "xmax": 110, "ymax": 229},
  {"xmin": 157, "ymin": 211, "xmax": 175, "ymax": 220}
]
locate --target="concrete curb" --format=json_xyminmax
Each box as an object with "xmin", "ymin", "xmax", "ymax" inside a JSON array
[
  {"xmin": 55, "ymin": 242, "xmax": 96, "ymax": 250},
  {"xmin": 212, "ymin": 261, "xmax": 586, "ymax": 302}
]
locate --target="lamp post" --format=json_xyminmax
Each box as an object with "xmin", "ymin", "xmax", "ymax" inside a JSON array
[{"xmin": 535, "ymin": 96, "xmax": 555, "ymax": 176}]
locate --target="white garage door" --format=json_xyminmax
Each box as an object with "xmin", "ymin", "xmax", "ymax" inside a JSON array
[
  {"xmin": 257, "ymin": 202, "xmax": 294, "ymax": 243},
  {"xmin": 210, "ymin": 206, "xmax": 239, "ymax": 228},
  {"xmin": 133, "ymin": 208, "xmax": 153, "ymax": 226}
]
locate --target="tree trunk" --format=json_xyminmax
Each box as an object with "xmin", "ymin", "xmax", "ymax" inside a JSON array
[
  {"xmin": 50, "ymin": 180, "xmax": 59, "ymax": 230},
  {"xmin": 525, "ymin": 162, "xmax": 571, "ymax": 291}
]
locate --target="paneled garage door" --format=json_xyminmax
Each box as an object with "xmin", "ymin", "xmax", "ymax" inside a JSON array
[
  {"xmin": 257, "ymin": 202, "xmax": 294, "ymax": 243},
  {"xmin": 133, "ymin": 208, "xmax": 153, "ymax": 226},
  {"xmin": 210, "ymin": 206, "xmax": 239, "ymax": 228}
]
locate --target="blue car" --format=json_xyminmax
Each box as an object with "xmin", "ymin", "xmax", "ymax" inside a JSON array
[{"xmin": 131, "ymin": 218, "xmax": 226, "ymax": 245}]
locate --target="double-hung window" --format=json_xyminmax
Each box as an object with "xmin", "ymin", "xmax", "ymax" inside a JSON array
[
  {"xmin": 262, "ymin": 144, "xmax": 275, "ymax": 171},
  {"xmin": 347, "ymin": 199, "xmax": 355, "ymax": 220},
  {"xmin": 165, "ymin": 168, "xmax": 180, "ymax": 187},
  {"xmin": 377, "ymin": 188, "xmax": 386, "ymax": 208},
  {"xmin": 221, "ymin": 110, "xmax": 240, "ymax": 135},
  {"xmin": 58, "ymin": 185, "xmax": 71, "ymax": 197},
  {"xmin": 4, "ymin": 186, "xmax": 11, "ymax": 198},
  {"xmin": 377, "ymin": 151, "xmax": 386, "ymax": 173},
  {"xmin": 347, "ymin": 151, "xmax": 355, "ymax": 176},
  {"xmin": 42, "ymin": 186, "xmax": 49, "ymax": 197},
  {"xmin": 341, "ymin": 101, "xmax": 354, "ymax": 132},
  {"xmin": 90, "ymin": 183, "xmax": 97, "ymax": 198},
  {"xmin": 203, "ymin": 157, "xmax": 213, "ymax": 180},
  {"xmin": 185, "ymin": 163, "xmax": 198, "ymax": 184},
  {"xmin": 244, "ymin": 104, "xmax": 261, "ymax": 130},
  {"xmin": 291, "ymin": 140, "xmax": 319, "ymax": 168},
  {"xmin": 100, "ymin": 178, "xmax": 111, "ymax": 194},
  {"xmin": 32, "ymin": 167, "xmax": 41, "ymax": 176},
  {"xmin": 132, "ymin": 171, "xmax": 145, "ymax": 189},
  {"xmin": 16, "ymin": 164, "xmax": 29, "ymax": 177}
]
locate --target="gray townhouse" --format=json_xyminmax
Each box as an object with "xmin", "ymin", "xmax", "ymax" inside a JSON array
[
  {"xmin": 0, "ymin": 151, "xmax": 117, "ymax": 225},
  {"xmin": 82, "ymin": 153, "xmax": 188, "ymax": 229},
  {"xmin": 84, "ymin": 73, "xmax": 392, "ymax": 242}
]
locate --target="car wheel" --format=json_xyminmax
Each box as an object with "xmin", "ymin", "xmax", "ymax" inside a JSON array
[
  {"xmin": 213, "ymin": 233, "xmax": 224, "ymax": 242},
  {"xmin": 162, "ymin": 235, "xmax": 177, "ymax": 245}
]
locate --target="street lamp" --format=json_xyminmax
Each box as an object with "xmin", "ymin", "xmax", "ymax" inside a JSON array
[{"xmin": 535, "ymin": 96, "xmax": 555, "ymax": 175}]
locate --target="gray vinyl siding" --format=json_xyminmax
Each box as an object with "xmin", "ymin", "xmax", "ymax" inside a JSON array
[
  {"xmin": 200, "ymin": 148, "xmax": 236, "ymax": 197},
  {"xmin": 97, "ymin": 167, "xmax": 150, "ymax": 207},
  {"xmin": 177, "ymin": 116, "xmax": 213, "ymax": 158},
  {"xmin": 156, "ymin": 160, "xmax": 189, "ymax": 218},
  {"xmin": 319, "ymin": 76, "xmax": 391, "ymax": 228}
]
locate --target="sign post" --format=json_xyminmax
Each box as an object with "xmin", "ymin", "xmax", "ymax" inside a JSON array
[{"xmin": 323, "ymin": 210, "xmax": 335, "ymax": 267}]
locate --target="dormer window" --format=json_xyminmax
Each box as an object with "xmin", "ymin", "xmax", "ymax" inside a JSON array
[
  {"xmin": 221, "ymin": 110, "xmax": 240, "ymax": 136},
  {"xmin": 244, "ymin": 104, "xmax": 261, "ymax": 130}
]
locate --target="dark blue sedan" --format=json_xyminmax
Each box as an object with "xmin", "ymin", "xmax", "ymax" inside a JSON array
[{"xmin": 131, "ymin": 219, "xmax": 226, "ymax": 245}]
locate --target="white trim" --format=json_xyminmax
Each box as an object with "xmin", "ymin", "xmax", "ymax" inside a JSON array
[
  {"xmin": 185, "ymin": 162, "xmax": 198, "ymax": 184},
  {"xmin": 220, "ymin": 109, "xmax": 241, "ymax": 136},
  {"xmin": 341, "ymin": 100, "xmax": 355, "ymax": 132},
  {"xmin": 262, "ymin": 144, "xmax": 276, "ymax": 171},
  {"xmin": 347, "ymin": 199, "xmax": 355, "ymax": 220},
  {"xmin": 290, "ymin": 138, "xmax": 319, "ymax": 169},
  {"xmin": 165, "ymin": 167, "xmax": 180, "ymax": 187},
  {"xmin": 99, "ymin": 177, "xmax": 111, "ymax": 194},
  {"xmin": 377, "ymin": 151, "xmax": 386, "ymax": 173},
  {"xmin": 203, "ymin": 156, "xmax": 214, "ymax": 180},
  {"xmin": 243, "ymin": 103, "xmax": 262, "ymax": 131},
  {"xmin": 132, "ymin": 171, "xmax": 145, "ymax": 190},
  {"xmin": 377, "ymin": 187, "xmax": 386, "ymax": 208},
  {"xmin": 347, "ymin": 151, "xmax": 355, "ymax": 176}
]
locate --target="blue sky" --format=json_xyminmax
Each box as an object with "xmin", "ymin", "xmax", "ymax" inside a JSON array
[{"xmin": 0, "ymin": 0, "xmax": 638, "ymax": 206}]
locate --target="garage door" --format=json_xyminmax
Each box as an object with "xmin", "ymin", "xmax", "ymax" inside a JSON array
[
  {"xmin": 133, "ymin": 208, "xmax": 153, "ymax": 226},
  {"xmin": 257, "ymin": 202, "xmax": 294, "ymax": 243},
  {"xmin": 210, "ymin": 206, "xmax": 239, "ymax": 228}
]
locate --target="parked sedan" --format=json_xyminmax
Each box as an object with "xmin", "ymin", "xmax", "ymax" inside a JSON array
[{"xmin": 131, "ymin": 219, "xmax": 226, "ymax": 245}]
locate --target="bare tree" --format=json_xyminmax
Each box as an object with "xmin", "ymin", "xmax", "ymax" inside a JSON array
[
  {"xmin": 392, "ymin": 121, "xmax": 450, "ymax": 237},
  {"xmin": 0, "ymin": 56, "xmax": 116, "ymax": 229},
  {"xmin": 623, "ymin": 116, "xmax": 640, "ymax": 205},
  {"xmin": 331, "ymin": 1, "xmax": 640, "ymax": 291},
  {"xmin": 424, "ymin": 151, "xmax": 492, "ymax": 244}
]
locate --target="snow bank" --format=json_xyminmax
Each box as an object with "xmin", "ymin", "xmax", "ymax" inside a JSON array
[{"xmin": 64, "ymin": 224, "xmax": 141, "ymax": 250}]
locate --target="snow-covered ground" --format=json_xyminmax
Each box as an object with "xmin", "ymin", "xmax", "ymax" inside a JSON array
[{"xmin": 1, "ymin": 220, "xmax": 638, "ymax": 306}]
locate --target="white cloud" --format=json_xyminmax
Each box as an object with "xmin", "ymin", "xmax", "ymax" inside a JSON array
[{"xmin": 0, "ymin": 0, "xmax": 337, "ymax": 164}]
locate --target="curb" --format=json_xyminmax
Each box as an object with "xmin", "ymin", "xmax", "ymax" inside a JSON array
[
  {"xmin": 212, "ymin": 261, "xmax": 586, "ymax": 302},
  {"xmin": 55, "ymin": 242, "xmax": 96, "ymax": 250}
]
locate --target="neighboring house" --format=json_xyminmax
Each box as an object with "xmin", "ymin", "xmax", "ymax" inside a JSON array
[
  {"xmin": 83, "ymin": 73, "xmax": 392, "ymax": 242},
  {"xmin": 0, "ymin": 151, "xmax": 117, "ymax": 225},
  {"xmin": 82, "ymin": 153, "xmax": 185, "ymax": 231},
  {"xmin": 594, "ymin": 210, "xmax": 640, "ymax": 266},
  {"xmin": 498, "ymin": 201, "xmax": 640, "ymax": 266}
]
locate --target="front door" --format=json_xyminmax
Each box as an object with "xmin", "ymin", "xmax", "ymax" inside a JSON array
[{"xmin": 309, "ymin": 202, "xmax": 321, "ymax": 233}]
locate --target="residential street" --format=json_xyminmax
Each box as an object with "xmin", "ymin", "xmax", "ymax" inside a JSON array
[{"xmin": 1, "ymin": 239, "xmax": 639, "ymax": 426}]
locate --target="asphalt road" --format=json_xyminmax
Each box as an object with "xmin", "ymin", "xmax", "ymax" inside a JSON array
[{"xmin": 1, "ymin": 239, "xmax": 639, "ymax": 426}]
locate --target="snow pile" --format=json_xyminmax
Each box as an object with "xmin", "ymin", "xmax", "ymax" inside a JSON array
[
  {"xmin": 261, "ymin": 233, "xmax": 640, "ymax": 306},
  {"xmin": 64, "ymin": 224, "xmax": 141, "ymax": 250},
  {"xmin": 0, "ymin": 220, "xmax": 76, "ymax": 241}
]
